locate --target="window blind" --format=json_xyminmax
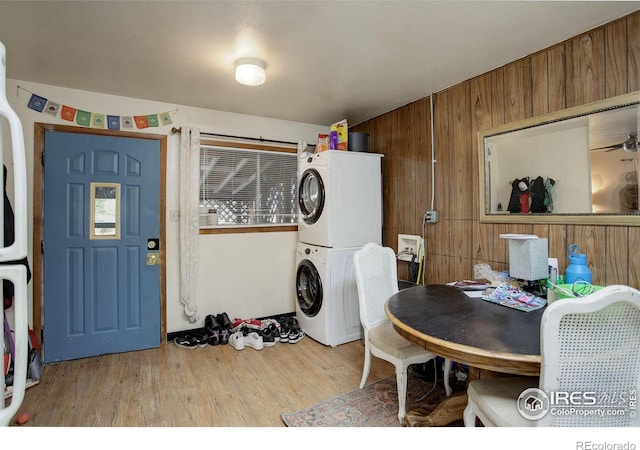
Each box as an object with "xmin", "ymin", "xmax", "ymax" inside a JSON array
[{"xmin": 200, "ymin": 144, "xmax": 298, "ymax": 226}]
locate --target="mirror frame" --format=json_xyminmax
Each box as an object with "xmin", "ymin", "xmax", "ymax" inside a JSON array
[{"xmin": 478, "ymin": 91, "xmax": 640, "ymax": 226}]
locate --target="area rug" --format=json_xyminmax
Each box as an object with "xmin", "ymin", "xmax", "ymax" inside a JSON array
[{"xmin": 281, "ymin": 371, "xmax": 462, "ymax": 427}]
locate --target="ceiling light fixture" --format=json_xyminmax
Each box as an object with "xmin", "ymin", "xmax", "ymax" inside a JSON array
[{"xmin": 235, "ymin": 58, "xmax": 266, "ymax": 86}]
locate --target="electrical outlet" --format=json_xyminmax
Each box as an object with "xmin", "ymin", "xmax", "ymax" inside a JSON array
[
  {"xmin": 425, "ymin": 210, "xmax": 438, "ymax": 223},
  {"xmin": 170, "ymin": 210, "xmax": 180, "ymax": 222},
  {"xmin": 398, "ymin": 234, "xmax": 423, "ymax": 261}
]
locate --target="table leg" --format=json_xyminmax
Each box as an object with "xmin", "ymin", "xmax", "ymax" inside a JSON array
[
  {"xmin": 403, "ymin": 366, "xmax": 501, "ymax": 426},
  {"xmin": 404, "ymin": 392, "xmax": 468, "ymax": 427}
]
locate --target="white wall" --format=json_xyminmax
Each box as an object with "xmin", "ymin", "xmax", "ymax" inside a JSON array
[
  {"xmin": 5, "ymin": 79, "xmax": 327, "ymax": 334},
  {"xmin": 488, "ymin": 119, "xmax": 592, "ymax": 213},
  {"xmin": 590, "ymin": 150, "xmax": 638, "ymax": 213}
]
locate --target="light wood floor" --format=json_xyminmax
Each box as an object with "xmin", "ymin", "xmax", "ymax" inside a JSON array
[{"xmin": 9, "ymin": 337, "xmax": 395, "ymax": 426}]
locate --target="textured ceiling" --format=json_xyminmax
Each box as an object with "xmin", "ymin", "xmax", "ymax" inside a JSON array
[{"xmin": 0, "ymin": 1, "xmax": 639, "ymax": 126}]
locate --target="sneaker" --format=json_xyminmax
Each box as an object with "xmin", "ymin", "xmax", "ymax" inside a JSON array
[
  {"xmin": 230, "ymin": 318, "xmax": 245, "ymax": 332},
  {"xmin": 208, "ymin": 329, "xmax": 221, "ymax": 346},
  {"xmin": 229, "ymin": 330, "xmax": 245, "ymax": 350},
  {"xmin": 220, "ymin": 329, "xmax": 230, "ymax": 345},
  {"xmin": 174, "ymin": 334, "xmax": 198, "ymax": 349},
  {"xmin": 193, "ymin": 330, "xmax": 209, "ymax": 347},
  {"xmin": 289, "ymin": 317, "xmax": 300, "ymax": 330},
  {"xmin": 278, "ymin": 317, "xmax": 291, "ymax": 343},
  {"xmin": 244, "ymin": 318, "xmax": 263, "ymax": 330},
  {"xmin": 205, "ymin": 314, "xmax": 221, "ymax": 335},
  {"xmin": 261, "ymin": 319, "xmax": 281, "ymax": 342},
  {"xmin": 244, "ymin": 331, "xmax": 264, "ymax": 350},
  {"xmin": 288, "ymin": 328, "xmax": 305, "ymax": 344},
  {"xmin": 216, "ymin": 312, "xmax": 232, "ymax": 330},
  {"xmin": 265, "ymin": 322, "xmax": 280, "ymax": 342},
  {"xmin": 261, "ymin": 327, "xmax": 276, "ymax": 347}
]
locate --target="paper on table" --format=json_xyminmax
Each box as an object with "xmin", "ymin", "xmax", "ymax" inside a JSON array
[
  {"xmin": 447, "ymin": 280, "xmax": 490, "ymax": 290},
  {"xmin": 463, "ymin": 290, "xmax": 484, "ymax": 298}
]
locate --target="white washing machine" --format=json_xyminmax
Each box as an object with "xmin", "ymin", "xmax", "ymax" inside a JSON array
[
  {"xmin": 298, "ymin": 150, "xmax": 383, "ymax": 248},
  {"xmin": 294, "ymin": 242, "xmax": 362, "ymax": 347}
]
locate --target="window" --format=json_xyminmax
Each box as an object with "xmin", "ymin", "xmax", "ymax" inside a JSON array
[
  {"xmin": 199, "ymin": 140, "xmax": 298, "ymax": 229},
  {"xmin": 90, "ymin": 182, "xmax": 120, "ymax": 239}
]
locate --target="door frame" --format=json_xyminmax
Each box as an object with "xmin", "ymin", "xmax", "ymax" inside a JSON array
[{"xmin": 32, "ymin": 123, "xmax": 168, "ymax": 351}]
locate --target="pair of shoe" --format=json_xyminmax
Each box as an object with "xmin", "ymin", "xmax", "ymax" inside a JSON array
[
  {"xmin": 205, "ymin": 312, "xmax": 232, "ymax": 346},
  {"xmin": 277, "ymin": 316, "xmax": 305, "ymax": 344},
  {"xmin": 261, "ymin": 318, "xmax": 281, "ymax": 342},
  {"xmin": 260, "ymin": 325, "xmax": 277, "ymax": 347},
  {"xmin": 207, "ymin": 328, "xmax": 230, "ymax": 346},
  {"xmin": 174, "ymin": 332, "xmax": 207, "ymax": 349},
  {"xmin": 206, "ymin": 312, "xmax": 231, "ymax": 331},
  {"xmin": 229, "ymin": 330, "xmax": 264, "ymax": 351}
]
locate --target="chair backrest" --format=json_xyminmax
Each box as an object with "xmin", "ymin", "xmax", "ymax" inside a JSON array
[
  {"xmin": 353, "ymin": 243, "xmax": 399, "ymax": 331},
  {"xmin": 538, "ymin": 284, "xmax": 640, "ymax": 426}
]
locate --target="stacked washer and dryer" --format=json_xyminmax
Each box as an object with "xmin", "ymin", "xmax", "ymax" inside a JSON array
[{"xmin": 295, "ymin": 150, "xmax": 383, "ymax": 346}]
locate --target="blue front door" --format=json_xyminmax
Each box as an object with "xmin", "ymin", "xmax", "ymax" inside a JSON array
[{"xmin": 43, "ymin": 131, "xmax": 161, "ymax": 362}]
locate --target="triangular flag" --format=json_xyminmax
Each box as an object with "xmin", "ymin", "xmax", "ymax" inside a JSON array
[
  {"xmin": 91, "ymin": 113, "xmax": 106, "ymax": 128},
  {"xmin": 146, "ymin": 114, "xmax": 159, "ymax": 127},
  {"xmin": 43, "ymin": 101, "xmax": 60, "ymax": 116},
  {"xmin": 159, "ymin": 111, "xmax": 173, "ymax": 126},
  {"xmin": 27, "ymin": 93, "xmax": 47, "ymax": 112},
  {"xmin": 121, "ymin": 116, "xmax": 134, "ymax": 129},
  {"xmin": 61, "ymin": 105, "xmax": 77, "ymax": 121},
  {"xmin": 134, "ymin": 115, "xmax": 149, "ymax": 129},
  {"xmin": 107, "ymin": 115, "xmax": 120, "ymax": 130},
  {"xmin": 76, "ymin": 110, "xmax": 91, "ymax": 126}
]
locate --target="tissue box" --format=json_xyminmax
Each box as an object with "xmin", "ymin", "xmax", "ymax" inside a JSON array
[{"xmin": 508, "ymin": 238, "xmax": 549, "ymax": 281}]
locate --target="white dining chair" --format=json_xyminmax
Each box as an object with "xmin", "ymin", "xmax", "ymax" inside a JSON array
[
  {"xmin": 353, "ymin": 242, "xmax": 452, "ymax": 422},
  {"xmin": 463, "ymin": 284, "xmax": 640, "ymax": 427}
]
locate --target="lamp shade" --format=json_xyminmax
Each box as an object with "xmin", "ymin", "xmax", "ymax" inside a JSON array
[{"xmin": 235, "ymin": 58, "xmax": 266, "ymax": 86}]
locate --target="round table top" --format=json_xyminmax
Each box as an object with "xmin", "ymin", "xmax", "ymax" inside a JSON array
[{"xmin": 385, "ymin": 284, "xmax": 543, "ymax": 376}]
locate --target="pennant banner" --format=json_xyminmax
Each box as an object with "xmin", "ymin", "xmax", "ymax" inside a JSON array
[
  {"xmin": 107, "ymin": 115, "xmax": 120, "ymax": 130},
  {"xmin": 61, "ymin": 105, "xmax": 77, "ymax": 121},
  {"xmin": 24, "ymin": 89, "xmax": 175, "ymax": 131},
  {"xmin": 76, "ymin": 109, "xmax": 91, "ymax": 127}
]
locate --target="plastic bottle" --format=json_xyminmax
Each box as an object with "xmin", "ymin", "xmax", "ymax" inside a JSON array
[
  {"xmin": 329, "ymin": 131, "xmax": 338, "ymax": 150},
  {"xmin": 565, "ymin": 244, "xmax": 592, "ymax": 284}
]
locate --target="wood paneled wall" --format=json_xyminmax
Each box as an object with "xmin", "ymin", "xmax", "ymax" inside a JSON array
[{"xmin": 351, "ymin": 10, "xmax": 640, "ymax": 286}]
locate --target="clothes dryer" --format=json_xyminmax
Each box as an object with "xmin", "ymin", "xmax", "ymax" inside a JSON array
[
  {"xmin": 298, "ymin": 151, "xmax": 382, "ymax": 248},
  {"xmin": 294, "ymin": 242, "xmax": 362, "ymax": 346}
]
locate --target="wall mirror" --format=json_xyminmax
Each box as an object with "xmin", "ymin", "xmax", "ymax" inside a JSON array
[{"xmin": 479, "ymin": 91, "xmax": 640, "ymax": 225}]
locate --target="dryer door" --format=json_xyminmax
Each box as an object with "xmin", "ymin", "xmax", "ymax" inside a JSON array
[
  {"xmin": 296, "ymin": 259, "xmax": 323, "ymax": 317},
  {"xmin": 298, "ymin": 168, "xmax": 325, "ymax": 225}
]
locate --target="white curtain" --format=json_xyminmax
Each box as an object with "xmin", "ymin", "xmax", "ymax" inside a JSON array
[{"xmin": 179, "ymin": 127, "xmax": 200, "ymax": 323}]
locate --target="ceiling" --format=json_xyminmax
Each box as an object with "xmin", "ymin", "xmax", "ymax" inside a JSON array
[{"xmin": 1, "ymin": 1, "xmax": 639, "ymax": 126}]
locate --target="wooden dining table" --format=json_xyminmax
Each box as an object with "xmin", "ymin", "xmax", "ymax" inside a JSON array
[{"xmin": 385, "ymin": 283, "xmax": 544, "ymax": 426}]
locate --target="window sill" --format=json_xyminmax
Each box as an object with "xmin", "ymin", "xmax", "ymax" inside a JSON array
[{"xmin": 199, "ymin": 225, "xmax": 298, "ymax": 235}]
